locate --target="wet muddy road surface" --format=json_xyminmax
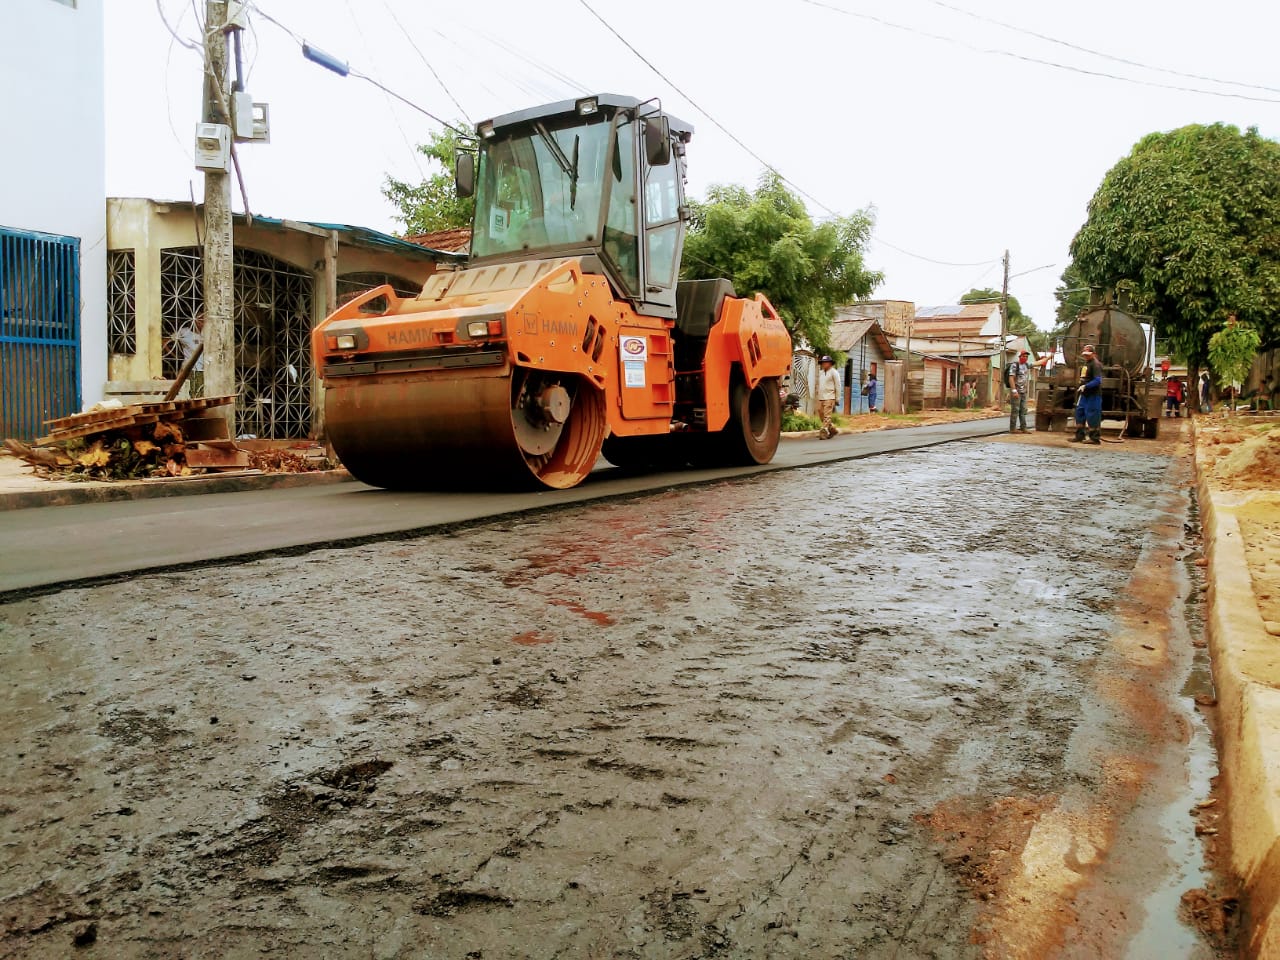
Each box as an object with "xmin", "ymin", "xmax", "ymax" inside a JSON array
[{"xmin": 1, "ymin": 432, "xmax": 1226, "ymax": 958}]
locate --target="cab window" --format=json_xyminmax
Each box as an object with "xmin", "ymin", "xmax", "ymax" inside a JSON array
[
  {"xmin": 643, "ymin": 132, "xmax": 681, "ymax": 293},
  {"xmin": 602, "ymin": 117, "xmax": 639, "ymax": 295}
]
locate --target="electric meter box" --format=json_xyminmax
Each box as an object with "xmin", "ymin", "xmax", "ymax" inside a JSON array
[
  {"xmin": 231, "ymin": 92, "xmax": 271, "ymax": 143},
  {"xmin": 194, "ymin": 122, "xmax": 231, "ymax": 172}
]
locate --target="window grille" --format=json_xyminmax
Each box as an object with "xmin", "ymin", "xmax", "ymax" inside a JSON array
[{"xmin": 107, "ymin": 250, "xmax": 136, "ymax": 355}]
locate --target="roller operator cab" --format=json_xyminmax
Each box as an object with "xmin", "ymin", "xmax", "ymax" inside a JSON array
[{"xmin": 314, "ymin": 95, "xmax": 792, "ymax": 490}]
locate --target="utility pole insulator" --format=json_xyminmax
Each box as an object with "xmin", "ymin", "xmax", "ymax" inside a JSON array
[{"xmin": 1000, "ymin": 249, "xmax": 1010, "ymax": 396}]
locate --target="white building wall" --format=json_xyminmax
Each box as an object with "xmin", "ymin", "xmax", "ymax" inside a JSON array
[{"xmin": 0, "ymin": 0, "xmax": 107, "ymax": 406}]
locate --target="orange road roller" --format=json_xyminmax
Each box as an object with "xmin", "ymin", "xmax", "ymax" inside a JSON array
[{"xmin": 313, "ymin": 94, "xmax": 793, "ymax": 490}]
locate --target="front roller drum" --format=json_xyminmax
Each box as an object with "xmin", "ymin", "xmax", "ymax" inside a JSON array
[{"xmin": 325, "ymin": 367, "xmax": 607, "ymax": 490}]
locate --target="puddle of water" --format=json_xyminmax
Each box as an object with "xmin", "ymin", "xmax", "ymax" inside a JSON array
[
  {"xmin": 1124, "ymin": 657, "xmax": 1217, "ymax": 958},
  {"xmin": 1124, "ymin": 505, "xmax": 1222, "ymax": 960}
]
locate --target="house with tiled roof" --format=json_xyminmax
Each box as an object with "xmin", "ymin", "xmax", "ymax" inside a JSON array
[
  {"xmin": 404, "ymin": 228, "xmax": 472, "ymax": 254},
  {"xmin": 890, "ymin": 302, "xmax": 1032, "ymax": 407}
]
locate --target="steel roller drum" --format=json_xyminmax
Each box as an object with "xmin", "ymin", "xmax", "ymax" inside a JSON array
[{"xmin": 324, "ymin": 366, "xmax": 607, "ymax": 490}]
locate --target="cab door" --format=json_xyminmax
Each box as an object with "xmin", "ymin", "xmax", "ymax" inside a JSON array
[{"xmin": 637, "ymin": 118, "xmax": 683, "ymax": 318}]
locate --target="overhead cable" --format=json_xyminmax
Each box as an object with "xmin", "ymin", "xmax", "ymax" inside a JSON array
[
  {"xmin": 576, "ymin": 0, "xmax": 998, "ymax": 268},
  {"xmin": 379, "ymin": 0, "xmax": 472, "ymax": 122},
  {"xmin": 248, "ymin": 2, "xmax": 472, "ymax": 137},
  {"xmin": 919, "ymin": 0, "xmax": 1280, "ymax": 96},
  {"xmin": 798, "ymin": 0, "xmax": 1280, "ymax": 104},
  {"xmin": 576, "ymin": 0, "xmax": 838, "ymax": 219}
]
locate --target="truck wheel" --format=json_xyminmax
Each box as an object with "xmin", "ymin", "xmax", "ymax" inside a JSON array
[
  {"xmin": 721, "ymin": 376, "xmax": 782, "ymax": 465},
  {"xmin": 1144, "ymin": 418, "xmax": 1160, "ymax": 439}
]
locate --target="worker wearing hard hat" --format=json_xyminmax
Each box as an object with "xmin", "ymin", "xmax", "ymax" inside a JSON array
[
  {"xmin": 1070, "ymin": 344, "xmax": 1104, "ymax": 445},
  {"xmin": 816, "ymin": 355, "xmax": 840, "ymax": 439}
]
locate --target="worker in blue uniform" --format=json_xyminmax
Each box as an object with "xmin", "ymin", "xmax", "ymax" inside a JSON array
[{"xmin": 1070, "ymin": 344, "xmax": 1103, "ymax": 445}]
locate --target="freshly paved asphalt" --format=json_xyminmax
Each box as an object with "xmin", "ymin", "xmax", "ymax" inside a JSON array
[{"xmin": 0, "ymin": 417, "xmax": 1006, "ymax": 597}]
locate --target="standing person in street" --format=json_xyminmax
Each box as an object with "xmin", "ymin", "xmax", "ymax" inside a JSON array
[
  {"xmin": 865, "ymin": 369, "xmax": 878, "ymax": 413},
  {"xmin": 1164, "ymin": 376, "xmax": 1184, "ymax": 417},
  {"xmin": 816, "ymin": 355, "xmax": 840, "ymax": 439},
  {"xmin": 1200, "ymin": 371, "xmax": 1212, "ymax": 413},
  {"xmin": 1006, "ymin": 348, "xmax": 1032, "ymax": 433},
  {"xmin": 172, "ymin": 314, "xmax": 205, "ymax": 398},
  {"xmin": 1070, "ymin": 344, "xmax": 1104, "ymax": 444}
]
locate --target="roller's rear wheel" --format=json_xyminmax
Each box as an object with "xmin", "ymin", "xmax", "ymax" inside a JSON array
[{"xmin": 719, "ymin": 376, "xmax": 782, "ymax": 466}]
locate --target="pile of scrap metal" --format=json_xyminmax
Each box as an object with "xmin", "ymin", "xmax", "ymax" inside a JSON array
[{"xmin": 3, "ymin": 395, "xmax": 251, "ymax": 481}]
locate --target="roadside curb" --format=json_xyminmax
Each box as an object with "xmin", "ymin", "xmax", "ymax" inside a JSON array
[
  {"xmin": 0, "ymin": 468, "xmax": 354, "ymax": 512},
  {"xmin": 1195, "ymin": 425, "xmax": 1280, "ymax": 957}
]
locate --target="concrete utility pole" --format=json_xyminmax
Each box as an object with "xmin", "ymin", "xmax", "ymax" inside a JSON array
[
  {"xmin": 904, "ymin": 318, "xmax": 912, "ymax": 413},
  {"xmin": 999, "ymin": 249, "xmax": 1010, "ymax": 398},
  {"xmin": 203, "ymin": 0, "xmax": 235, "ymax": 430}
]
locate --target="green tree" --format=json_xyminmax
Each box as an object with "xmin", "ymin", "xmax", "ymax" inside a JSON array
[
  {"xmin": 383, "ymin": 125, "xmax": 474, "ymax": 235},
  {"xmin": 1069, "ymin": 123, "xmax": 1280, "ymax": 368},
  {"xmin": 1052, "ymin": 262, "xmax": 1092, "ymax": 336},
  {"xmin": 1208, "ymin": 315, "xmax": 1261, "ymax": 390},
  {"xmin": 680, "ymin": 172, "xmax": 882, "ymax": 355}
]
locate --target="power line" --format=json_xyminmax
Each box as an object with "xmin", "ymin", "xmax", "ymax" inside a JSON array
[
  {"xmin": 918, "ymin": 0, "xmax": 1280, "ymax": 96},
  {"xmin": 950, "ymin": 262, "xmax": 1000, "ymax": 301},
  {"xmin": 247, "ymin": 2, "xmax": 472, "ymax": 138},
  {"xmin": 874, "ymin": 236, "xmax": 997, "ymax": 268},
  {"xmin": 470, "ymin": 26, "xmax": 593, "ymax": 95},
  {"xmin": 797, "ymin": 0, "xmax": 1280, "ymax": 104},
  {"xmin": 575, "ymin": 0, "xmax": 994, "ymax": 270},
  {"xmin": 340, "ymin": 0, "xmax": 426, "ymax": 179},
  {"xmin": 379, "ymin": 0, "xmax": 472, "ymax": 122},
  {"xmin": 576, "ymin": 0, "xmax": 837, "ymax": 218}
]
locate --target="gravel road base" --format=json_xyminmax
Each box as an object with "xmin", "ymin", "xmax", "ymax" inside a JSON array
[{"xmin": 0, "ymin": 435, "xmax": 1224, "ymax": 958}]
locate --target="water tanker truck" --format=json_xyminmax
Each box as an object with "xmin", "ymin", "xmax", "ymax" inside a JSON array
[{"xmin": 1035, "ymin": 303, "xmax": 1163, "ymax": 438}]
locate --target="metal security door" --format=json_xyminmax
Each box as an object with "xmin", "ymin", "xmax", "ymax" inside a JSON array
[
  {"xmin": 158, "ymin": 246, "xmax": 314, "ymax": 439},
  {"xmin": 0, "ymin": 226, "xmax": 81, "ymax": 441}
]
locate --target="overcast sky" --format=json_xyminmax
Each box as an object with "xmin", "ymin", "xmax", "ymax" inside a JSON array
[{"xmin": 107, "ymin": 0, "xmax": 1280, "ymax": 330}]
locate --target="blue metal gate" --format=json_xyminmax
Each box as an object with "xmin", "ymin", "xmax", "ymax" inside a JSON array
[{"xmin": 0, "ymin": 226, "xmax": 81, "ymax": 441}]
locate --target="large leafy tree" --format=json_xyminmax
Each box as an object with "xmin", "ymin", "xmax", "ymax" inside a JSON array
[
  {"xmin": 958, "ymin": 287, "xmax": 1048, "ymax": 350},
  {"xmin": 383, "ymin": 125, "xmax": 474, "ymax": 235},
  {"xmin": 1070, "ymin": 123, "xmax": 1280, "ymax": 367},
  {"xmin": 680, "ymin": 172, "xmax": 882, "ymax": 355},
  {"xmin": 1052, "ymin": 262, "xmax": 1092, "ymax": 336}
]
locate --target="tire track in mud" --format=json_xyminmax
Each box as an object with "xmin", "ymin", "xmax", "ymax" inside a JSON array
[{"xmin": 0, "ymin": 438, "xmax": 1204, "ymax": 958}]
